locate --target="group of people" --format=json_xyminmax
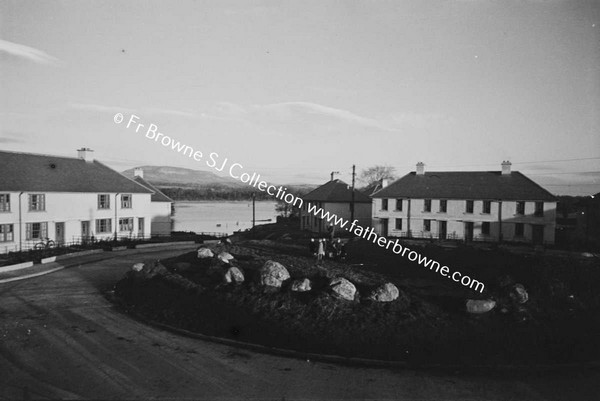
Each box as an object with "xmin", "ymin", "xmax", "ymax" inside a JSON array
[{"xmin": 309, "ymin": 237, "xmax": 347, "ymax": 263}]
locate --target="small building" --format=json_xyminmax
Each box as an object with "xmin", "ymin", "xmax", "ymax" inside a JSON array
[
  {"xmin": 371, "ymin": 161, "xmax": 557, "ymax": 245},
  {"xmin": 299, "ymin": 179, "xmax": 372, "ymax": 234},
  {"xmin": 0, "ymin": 149, "xmax": 156, "ymax": 252},
  {"xmin": 132, "ymin": 168, "xmax": 174, "ymax": 236}
]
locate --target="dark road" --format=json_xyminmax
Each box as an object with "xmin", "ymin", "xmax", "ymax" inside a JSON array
[{"xmin": 1, "ymin": 247, "xmax": 598, "ymax": 400}]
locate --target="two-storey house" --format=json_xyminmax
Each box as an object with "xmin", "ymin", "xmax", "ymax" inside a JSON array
[
  {"xmin": 0, "ymin": 149, "xmax": 156, "ymax": 252},
  {"xmin": 299, "ymin": 179, "xmax": 372, "ymax": 234},
  {"xmin": 371, "ymin": 161, "xmax": 557, "ymax": 245}
]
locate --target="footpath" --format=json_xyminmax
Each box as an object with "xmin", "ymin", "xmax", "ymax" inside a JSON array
[{"xmin": 0, "ymin": 242, "xmax": 198, "ymax": 284}]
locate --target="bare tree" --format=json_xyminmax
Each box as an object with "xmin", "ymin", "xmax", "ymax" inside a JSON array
[{"xmin": 359, "ymin": 165, "xmax": 396, "ymax": 186}]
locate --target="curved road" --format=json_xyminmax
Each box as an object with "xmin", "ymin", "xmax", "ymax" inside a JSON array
[{"xmin": 0, "ymin": 246, "xmax": 598, "ymax": 400}]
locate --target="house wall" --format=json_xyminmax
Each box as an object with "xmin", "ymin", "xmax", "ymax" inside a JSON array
[
  {"xmin": 149, "ymin": 201, "xmax": 173, "ymax": 236},
  {"xmin": 300, "ymin": 201, "xmax": 371, "ymax": 234},
  {"xmin": 372, "ymin": 197, "xmax": 556, "ymax": 244},
  {"xmin": 0, "ymin": 191, "xmax": 154, "ymax": 252}
]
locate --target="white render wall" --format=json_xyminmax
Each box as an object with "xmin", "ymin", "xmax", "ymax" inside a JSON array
[
  {"xmin": 0, "ymin": 191, "xmax": 155, "ymax": 252},
  {"xmin": 372, "ymin": 198, "xmax": 557, "ymax": 244},
  {"xmin": 150, "ymin": 201, "xmax": 173, "ymax": 236}
]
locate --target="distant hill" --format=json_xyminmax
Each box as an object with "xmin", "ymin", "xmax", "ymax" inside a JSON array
[{"xmin": 121, "ymin": 166, "xmax": 245, "ymax": 189}]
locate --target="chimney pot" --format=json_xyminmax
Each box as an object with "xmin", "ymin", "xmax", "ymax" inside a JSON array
[
  {"xmin": 77, "ymin": 147, "xmax": 94, "ymax": 163},
  {"xmin": 416, "ymin": 162, "xmax": 425, "ymax": 175},
  {"xmin": 501, "ymin": 160, "xmax": 512, "ymax": 175},
  {"xmin": 134, "ymin": 168, "xmax": 144, "ymax": 179},
  {"xmin": 381, "ymin": 178, "xmax": 389, "ymax": 188}
]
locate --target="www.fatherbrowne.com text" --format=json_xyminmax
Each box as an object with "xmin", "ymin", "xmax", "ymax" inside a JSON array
[{"xmin": 114, "ymin": 113, "xmax": 485, "ymax": 293}]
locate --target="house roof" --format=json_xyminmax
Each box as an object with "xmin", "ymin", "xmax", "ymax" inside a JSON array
[
  {"xmin": 302, "ymin": 179, "xmax": 372, "ymax": 203},
  {"xmin": 372, "ymin": 171, "xmax": 557, "ymax": 201},
  {"xmin": 0, "ymin": 150, "xmax": 153, "ymax": 194},
  {"xmin": 361, "ymin": 179, "xmax": 385, "ymax": 197},
  {"xmin": 133, "ymin": 176, "xmax": 174, "ymax": 202}
]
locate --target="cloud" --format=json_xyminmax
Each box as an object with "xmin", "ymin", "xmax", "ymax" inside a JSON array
[
  {"xmin": 0, "ymin": 39, "xmax": 60, "ymax": 65},
  {"xmin": 253, "ymin": 102, "xmax": 400, "ymax": 132},
  {"xmin": 70, "ymin": 103, "xmax": 197, "ymax": 118},
  {"xmin": 0, "ymin": 130, "xmax": 27, "ymax": 144}
]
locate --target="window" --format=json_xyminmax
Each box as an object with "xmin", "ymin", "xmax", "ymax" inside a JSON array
[
  {"xmin": 482, "ymin": 222, "xmax": 490, "ymax": 235},
  {"xmin": 28, "ymin": 194, "xmax": 45, "ymax": 211},
  {"xmin": 423, "ymin": 219, "xmax": 431, "ymax": 232},
  {"xmin": 534, "ymin": 202, "xmax": 544, "ymax": 217},
  {"xmin": 516, "ymin": 201, "xmax": 525, "ymax": 215},
  {"xmin": 439, "ymin": 200, "xmax": 447, "ymax": 213},
  {"xmin": 26, "ymin": 222, "xmax": 47, "ymax": 240},
  {"xmin": 381, "ymin": 199, "xmax": 388, "ymax": 211},
  {"xmin": 395, "ymin": 199, "xmax": 403, "ymax": 211},
  {"xmin": 96, "ymin": 218, "xmax": 112, "ymax": 233},
  {"xmin": 98, "ymin": 194, "xmax": 110, "ymax": 209},
  {"xmin": 515, "ymin": 223, "xmax": 524, "ymax": 237},
  {"xmin": 0, "ymin": 194, "xmax": 10, "ymax": 212},
  {"xmin": 424, "ymin": 199, "xmax": 432, "ymax": 212},
  {"xmin": 483, "ymin": 201, "xmax": 491, "ymax": 214},
  {"xmin": 121, "ymin": 194, "xmax": 132, "ymax": 209},
  {"xmin": 119, "ymin": 217, "xmax": 134, "ymax": 232},
  {"xmin": 465, "ymin": 200, "xmax": 474, "ymax": 214},
  {"xmin": 395, "ymin": 218, "xmax": 402, "ymax": 231},
  {"xmin": 0, "ymin": 224, "xmax": 13, "ymax": 242}
]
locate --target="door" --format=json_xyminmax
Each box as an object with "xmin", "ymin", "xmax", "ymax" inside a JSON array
[
  {"xmin": 81, "ymin": 221, "xmax": 90, "ymax": 242},
  {"xmin": 464, "ymin": 222, "xmax": 474, "ymax": 241},
  {"xmin": 381, "ymin": 218, "xmax": 389, "ymax": 237},
  {"xmin": 438, "ymin": 221, "xmax": 447, "ymax": 240},
  {"xmin": 532, "ymin": 225, "xmax": 544, "ymax": 245},
  {"xmin": 138, "ymin": 218, "xmax": 145, "ymax": 238},
  {"xmin": 55, "ymin": 222, "xmax": 65, "ymax": 245}
]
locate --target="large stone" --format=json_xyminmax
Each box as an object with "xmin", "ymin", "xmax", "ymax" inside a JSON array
[
  {"xmin": 466, "ymin": 299, "xmax": 496, "ymax": 314},
  {"xmin": 132, "ymin": 262, "xmax": 145, "ymax": 272},
  {"xmin": 224, "ymin": 266, "xmax": 245, "ymax": 284},
  {"xmin": 368, "ymin": 282, "xmax": 400, "ymax": 302},
  {"xmin": 291, "ymin": 278, "xmax": 312, "ymax": 292},
  {"xmin": 329, "ymin": 277, "xmax": 357, "ymax": 301},
  {"xmin": 259, "ymin": 260, "xmax": 290, "ymax": 288},
  {"xmin": 217, "ymin": 252, "xmax": 234, "ymax": 263},
  {"xmin": 510, "ymin": 283, "xmax": 529, "ymax": 304},
  {"xmin": 197, "ymin": 248, "xmax": 214, "ymax": 259}
]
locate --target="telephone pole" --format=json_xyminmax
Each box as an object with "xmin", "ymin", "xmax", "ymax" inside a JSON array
[
  {"xmin": 350, "ymin": 164, "xmax": 356, "ymax": 222},
  {"xmin": 252, "ymin": 192, "xmax": 256, "ymax": 228}
]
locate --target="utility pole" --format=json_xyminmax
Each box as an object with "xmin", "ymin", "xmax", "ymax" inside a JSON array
[
  {"xmin": 252, "ymin": 192, "xmax": 256, "ymax": 228},
  {"xmin": 350, "ymin": 164, "xmax": 356, "ymax": 223},
  {"xmin": 330, "ymin": 171, "xmax": 340, "ymax": 181}
]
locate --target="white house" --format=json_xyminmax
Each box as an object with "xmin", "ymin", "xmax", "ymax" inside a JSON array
[
  {"xmin": 299, "ymin": 179, "xmax": 372, "ymax": 234},
  {"xmin": 0, "ymin": 149, "xmax": 158, "ymax": 252},
  {"xmin": 371, "ymin": 162, "xmax": 557, "ymax": 245},
  {"xmin": 132, "ymin": 168, "xmax": 174, "ymax": 236}
]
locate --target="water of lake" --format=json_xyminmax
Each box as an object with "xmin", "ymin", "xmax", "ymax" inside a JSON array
[{"xmin": 172, "ymin": 201, "xmax": 278, "ymax": 235}]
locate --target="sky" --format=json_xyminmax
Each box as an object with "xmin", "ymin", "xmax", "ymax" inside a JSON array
[{"xmin": 1, "ymin": 0, "xmax": 599, "ymax": 195}]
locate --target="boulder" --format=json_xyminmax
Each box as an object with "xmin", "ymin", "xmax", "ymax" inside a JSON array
[
  {"xmin": 329, "ymin": 277, "xmax": 357, "ymax": 301},
  {"xmin": 197, "ymin": 248, "xmax": 214, "ymax": 259},
  {"xmin": 259, "ymin": 260, "xmax": 290, "ymax": 288},
  {"xmin": 223, "ymin": 266, "xmax": 245, "ymax": 284},
  {"xmin": 368, "ymin": 282, "xmax": 400, "ymax": 302},
  {"xmin": 217, "ymin": 252, "xmax": 234, "ymax": 263},
  {"xmin": 132, "ymin": 262, "xmax": 145, "ymax": 272},
  {"xmin": 466, "ymin": 299, "xmax": 496, "ymax": 314},
  {"xmin": 510, "ymin": 283, "xmax": 529, "ymax": 304},
  {"xmin": 291, "ymin": 278, "xmax": 312, "ymax": 292}
]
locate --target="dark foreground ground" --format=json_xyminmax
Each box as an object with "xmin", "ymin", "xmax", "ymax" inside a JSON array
[
  {"xmin": 2, "ymin": 246, "xmax": 600, "ymax": 400},
  {"xmin": 114, "ymin": 230, "xmax": 600, "ymax": 366}
]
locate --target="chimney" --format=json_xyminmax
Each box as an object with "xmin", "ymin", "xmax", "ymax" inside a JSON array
[
  {"xmin": 381, "ymin": 178, "xmax": 389, "ymax": 188},
  {"xmin": 134, "ymin": 168, "xmax": 144, "ymax": 179},
  {"xmin": 416, "ymin": 162, "xmax": 425, "ymax": 175},
  {"xmin": 77, "ymin": 147, "xmax": 94, "ymax": 163},
  {"xmin": 501, "ymin": 160, "xmax": 512, "ymax": 175}
]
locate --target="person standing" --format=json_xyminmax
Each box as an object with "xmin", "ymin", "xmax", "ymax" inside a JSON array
[{"xmin": 317, "ymin": 239, "xmax": 325, "ymax": 263}]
